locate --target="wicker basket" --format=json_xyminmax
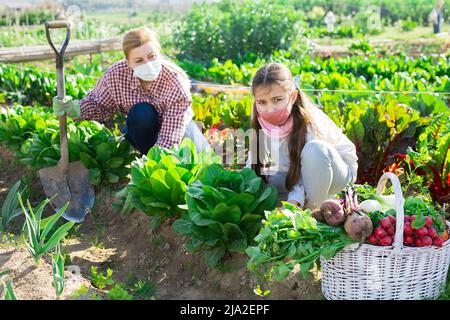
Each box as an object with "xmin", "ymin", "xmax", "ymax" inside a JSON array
[{"xmin": 320, "ymin": 172, "xmax": 450, "ymax": 300}]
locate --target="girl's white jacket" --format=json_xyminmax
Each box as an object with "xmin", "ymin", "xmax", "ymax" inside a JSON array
[{"xmin": 246, "ymin": 105, "xmax": 358, "ymax": 206}]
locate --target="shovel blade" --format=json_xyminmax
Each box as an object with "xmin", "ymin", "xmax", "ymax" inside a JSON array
[{"xmin": 39, "ymin": 161, "xmax": 95, "ymax": 223}]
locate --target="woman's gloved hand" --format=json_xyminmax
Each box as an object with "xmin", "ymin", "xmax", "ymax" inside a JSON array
[{"xmin": 52, "ymin": 96, "xmax": 80, "ymax": 118}]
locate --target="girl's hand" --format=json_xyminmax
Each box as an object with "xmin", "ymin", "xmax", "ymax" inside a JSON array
[{"xmin": 287, "ymin": 199, "xmax": 301, "ymax": 207}]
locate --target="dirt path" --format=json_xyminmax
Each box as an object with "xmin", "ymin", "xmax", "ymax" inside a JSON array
[{"xmin": 0, "ymin": 145, "xmax": 324, "ymax": 300}]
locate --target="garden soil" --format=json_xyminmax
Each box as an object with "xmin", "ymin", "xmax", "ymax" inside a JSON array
[{"xmin": 0, "ymin": 145, "xmax": 324, "ymax": 300}]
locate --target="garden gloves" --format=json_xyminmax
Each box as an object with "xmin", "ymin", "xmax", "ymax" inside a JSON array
[{"xmin": 52, "ymin": 96, "xmax": 80, "ymax": 118}]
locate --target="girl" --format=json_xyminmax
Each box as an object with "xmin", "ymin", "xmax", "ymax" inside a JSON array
[
  {"xmin": 247, "ymin": 63, "xmax": 358, "ymax": 210},
  {"xmin": 53, "ymin": 27, "xmax": 210, "ymax": 154}
]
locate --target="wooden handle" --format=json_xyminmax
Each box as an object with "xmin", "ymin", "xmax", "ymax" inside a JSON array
[{"xmin": 45, "ymin": 20, "xmax": 73, "ymax": 29}]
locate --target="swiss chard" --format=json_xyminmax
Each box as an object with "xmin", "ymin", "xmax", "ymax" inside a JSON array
[{"xmin": 406, "ymin": 114, "xmax": 450, "ymax": 204}]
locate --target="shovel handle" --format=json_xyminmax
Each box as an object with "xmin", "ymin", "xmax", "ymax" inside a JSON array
[
  {"xmin": 45, "ymin": 20, "xmax": 73, "ymax": 173},
  {"xmin": 45, "ymin": 20, "xmax": 73, "ymax": 69}
]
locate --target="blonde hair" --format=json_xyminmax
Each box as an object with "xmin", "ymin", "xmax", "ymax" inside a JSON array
[{"xmin": 123, "ymin": 27, "xmax": 189, "ymax": 80}]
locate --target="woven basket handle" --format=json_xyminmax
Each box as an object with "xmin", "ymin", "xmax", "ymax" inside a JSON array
[{"xmin": 376, "ymin": 172, "xmax": 405, "ymax": 252}]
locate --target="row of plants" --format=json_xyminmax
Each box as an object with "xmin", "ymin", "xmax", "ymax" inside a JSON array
[
  {"xmin": 0, "ymin": 105, "xmax": 137, "ymax": 186},
  {"xmin": 179, "ymin": 51, "xmax": 450, "ymax": 94},
  {"xmin": 1, "ymin": 52, "xmax": 448, "ymax": 118}
]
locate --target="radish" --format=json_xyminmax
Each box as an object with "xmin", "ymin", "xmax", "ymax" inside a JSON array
[
  {"xmin": 404, "ymin": 215, "xmax": 410, "ymax": 223},
  {"xmin": 387, "ymin": 215, "xmax": 396, "ymax": 225},
  {"xmin": 404, "ymin": 222, "xmax": 413, "ymax": 236},
  {"xmin": 319, "ymin": 199, "xmax": 345, "ymax": 226},
  {"xmin": 414, "ymin": 227, "xmax": 428, "ymax": 237},
  {"xmin": 415, "ymin": 238, "xmax": 422, "ymax": 247},
  {"xmin": 386, "ymin": 226, "xmax": 395, "ymax": 236},
  {"xmin": 380, "ymin": 218, "xmax": 392, "ymax": 230},
  {"xmin": 410, "ymin": 215, "xmax": 416, "ymax": 222},
  {"xmin": 380, "ymin": 236, "xmax": 393, "ymax": 246},
  {"xmin": 427, "ymin": 227, "xmax": 437, "ymax": 239},
  {"xmin": 375, "ymin": 227, "xmax": 387, "ymax": 239},
  {"xmin": 433, "ymin": 237, "xmax": 444, "ymax": 247},
  {"xmin": 421, "ymin": 236, "xmax": 433, "ymax": 247},
  {"xmin": 367, "ymin": 234, "xmax": 378, "ymax": 245},
  {"xmin": 425, "ymin": 216, "xmax": 433, "ymax": 227},
  {"xmin": 404, "ymin": 235, "xmax": 414, "ymax": 245}
]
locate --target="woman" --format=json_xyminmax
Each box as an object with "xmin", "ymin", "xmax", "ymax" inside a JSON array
[
  {"xmin": 246, "ymin": 63, "xmax": 358, "ymax": 210},
  {"xmin": 53, "ymin": 27, "xmax": 210, "ymax": 154}
]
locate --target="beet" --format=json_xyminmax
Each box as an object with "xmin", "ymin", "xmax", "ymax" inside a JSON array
[
  {"xmin": 311, "ymin": 208, "xmax": 325, "ymax": 222},
  {"xmin": 319, "ymin": 199, "xmax": 345, "ymax": 227},
  {"xmin": 344, "ymin": 210, "xmax": 374, "ymax": 242}
]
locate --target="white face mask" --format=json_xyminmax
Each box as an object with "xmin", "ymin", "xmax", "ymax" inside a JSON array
[{"xmin": 133, "ymin": 59, "xmax": 162, "ymax": 81}]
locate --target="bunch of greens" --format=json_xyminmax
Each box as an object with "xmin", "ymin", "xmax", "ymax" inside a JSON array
[
  {"xmin": 406, "ymin": 114, "xmax": 450, "ymax": 205},
  {"xmin": 173, "ymin": 163, "xmax": 278, "ymax": 268},
  {"xmin": 246, "ymin": 202, "xmax": 355, "ymax": 281},
  {"xmin": 128, "ymin": 138, "xmax": 220, "ymax": 229}
]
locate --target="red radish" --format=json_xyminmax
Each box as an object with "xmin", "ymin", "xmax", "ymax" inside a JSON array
[
  {"xmin": 404, "ymin": 222, "xmax": 413, "ymax": 236},
  {"xmin": 433, "ymin": 237, "xmax": 444, "ymax": 247},
  {"xmin": 375, "ymin": 227, "xmax": 387, "ymax": 239},
  {"xmin": 415, "ymin": 238, "xmax": 422, "ymax": 247},
  {"xmin": 404, "ymin": 235, "xmax": 414, "ymax": 245},
  {"xmin": 380, "ymin": 236, "xmax": 393, "ymax": 246},
  {"xmin": 380, "ymin": 218, "xmax": 392, "ymax": 229},
  {"xmin": 427, "ymin": 227, "xmax": 437, "ymax": 239},
  {"xmin": 388, "ymin": 215, "xmax": 396, "ymax": 225},
  {"xmin": 386, "ymin": 226, "xmax": 395, "ymax": 236},
  {"xmin": 421, "ymin": 236, "xmax": 433, "ymax": 247},
  {"xmin": 425, "ymin": 216, "xmax": 433, "ymax": 227},
  {"xmin": 414, "ymin": 227, "xmax": 428, "ymax": 237},
  {"xmin": 410, "ymin": 215, "xmax": 416, "ymax": 221},
  {"xmin": 367, "ymin": 235, "xmax": 378, "ymax": 245},
  {"xmin": 404, "ymin": 216, "xmax": 410, "ymax": 223}
]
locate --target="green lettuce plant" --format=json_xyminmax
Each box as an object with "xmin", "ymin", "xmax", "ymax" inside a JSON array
[{"xmin": 173, "ymin": 163, "xmax": 278, "ymax": 268}]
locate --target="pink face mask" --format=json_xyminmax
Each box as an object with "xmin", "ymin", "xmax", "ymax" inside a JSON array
[{"xmin": 256, "ymin": 94, "xmax": 294, "ymax": 138}]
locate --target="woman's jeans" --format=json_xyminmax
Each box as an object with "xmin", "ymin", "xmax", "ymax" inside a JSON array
[{"xmin": 121, "ymin": 102, "xmax": 210, "ymax": 155}]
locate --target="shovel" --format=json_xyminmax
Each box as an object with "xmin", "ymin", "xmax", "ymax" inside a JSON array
[{"xmin": 38, "ymin": 20, "xmax": 95, "ymax": 223}]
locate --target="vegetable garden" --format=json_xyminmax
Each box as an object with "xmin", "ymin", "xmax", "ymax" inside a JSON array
[{"xmin": 0, "ymin": 0, "xmax": 449, "ymax": 301}]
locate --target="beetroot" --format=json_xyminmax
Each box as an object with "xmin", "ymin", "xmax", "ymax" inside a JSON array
[
  {"xmin": 375, "ymin": 227, "xmax": 387, "ymax": 239},
  {"xmin": 312, "ymin": 208, "xmax": 325, "ymax": 222},
  {"xmin": 380, "ymin": 218, "xmax": 392, "ymax": 230},
  {"xmin": 421, "ymin": 236, "xmax": 433, "ymax": 247},
  {"xmin": 319, "ymin": 199, "xmax": 345, "ymax": 226},
  {"xmin": 433, "ymin": 237, "xmax": 444, "ymax": 247},
  {"xmin": 380, "ymin": 236, "xmax": 393, "ymax": 246},
  {"xmin": 344, "ymin": 211, "xmax": 373, "ymax": 242},
  {"xmin": 404, "ymin": 235, "xmax": 414, "ymax": 245},
  {"xmin": 414, "ymin": 227, "xmax": 428, "ymax": 237},
  {"xmin": 404, "ymin": 222, "xmax": 413, "ymax": 236}
]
